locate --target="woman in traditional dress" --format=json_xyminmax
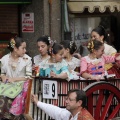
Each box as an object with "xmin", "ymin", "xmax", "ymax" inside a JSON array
[
  {"xmin": 0, "ymin": 37, "xmax": 32, "ymax": 119},
  {"xmin": 33, "ymin": 35, "xmax": 50, "ymax": 76},
  {"xmin": 91, "ymin": 26, "xmax": 120, "ymax": 78},
  {"xmin": 80, "ymin": 39, "xmax": 120, "ymax": 80}
]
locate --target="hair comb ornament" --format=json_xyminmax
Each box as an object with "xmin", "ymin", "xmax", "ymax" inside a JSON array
[
  {"xmin": 87, "ymin": 40, "xmax": 94, "ymax": 52},
  {"xmin": 70, "ymin": 41, "xmax": 74, "ymax": 49},
  {"xmin": 10, "ymin": 38, "xmax": 16, "ymax": 48}
]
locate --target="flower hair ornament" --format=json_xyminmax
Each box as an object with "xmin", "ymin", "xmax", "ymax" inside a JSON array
[
  {"xmin": 70, "ymin": 41, "xmax": 74, "ymax": 49},
  {"xmin": 87, "ymin": 40, "xmax": 94, "ymax": 52},
  {"xmin": 9, "ymin": 38, "xmax": 16, "ymax": 48}
]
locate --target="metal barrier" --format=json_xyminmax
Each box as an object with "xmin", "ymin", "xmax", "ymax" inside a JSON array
[{"xmin": 32, "ymin": 77, "xmax": 120, "ymax": 120}]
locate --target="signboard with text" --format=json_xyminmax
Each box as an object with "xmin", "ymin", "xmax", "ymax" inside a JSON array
[
  {"xmin": 22, "ymin": 13, "xmax": 34, "ymax": 33},
  {"xmin": 42, "ymin": 80, "xmax": 57, "ymax": 99}
]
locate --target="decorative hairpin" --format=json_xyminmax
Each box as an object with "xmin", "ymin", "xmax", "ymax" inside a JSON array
[
  {"xmin": 10, "ymin": 38, "xmax": 15, "ymax": 48},
  {"xmin": 87, "ymin": 40, "xmax": 94, "ymax": 52},
  {"xmin": 70, "ymin": 41, "xmax": 74, "ymax": 49}
]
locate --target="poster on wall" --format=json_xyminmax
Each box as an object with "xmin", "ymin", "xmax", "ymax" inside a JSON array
[{"xmin": 22, "ymin": 13, "xmax": 34, "ymax": 33}]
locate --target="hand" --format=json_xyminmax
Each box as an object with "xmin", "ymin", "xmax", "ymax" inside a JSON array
[
  {"xmin": 1, "ymin": 76, "xmax": 9, "ymax": 83},
  {"xmin": 7, "ymin": 78, "xmax": 15, "ymax": 83},
  {"xmin": 116, "ymin": 55, "xmax": 120, "ymax": 61},
  {"xmin": 90, "ymin": 75, "xmax": 101, "ymax": 81},
  {"xmin": 50, "ymin": 71, "xmax": 57, "ymax": 78},
  {"xmin": 31, "ymin": 94, "xmax": 38, "ymax": 105}
]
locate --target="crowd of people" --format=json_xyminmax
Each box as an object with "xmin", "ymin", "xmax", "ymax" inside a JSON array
[{"xmin": 0, "ymin": 25, "xmax": 120, "ymax": 119}]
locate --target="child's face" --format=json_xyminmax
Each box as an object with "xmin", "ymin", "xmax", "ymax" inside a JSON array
[
  {"xmin": 94, "ymin": 45, "xmax": 104, "ymax": 58},
  {"xmin": 63, "ymin": 48, "xmax": 69, "ymax": 58},
  {"xmin": 54, "ymin": 49, "xmax": 64, "ymax": 62}
]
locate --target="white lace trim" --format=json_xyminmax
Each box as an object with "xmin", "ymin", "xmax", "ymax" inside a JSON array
[
  {"xmin": 67, "ymin": 57, "xmax": 80, "ymax": 70},
  {"xmin": 84, "ymin": 56, "xmax": 102, "ymax": 65},
  {"xmin": 39, "ymin": 59, "xmax": 68, "ymax": 71}
]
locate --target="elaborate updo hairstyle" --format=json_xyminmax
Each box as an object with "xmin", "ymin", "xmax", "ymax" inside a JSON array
[
  {"xmin": 92, "ymin": 26, "xmax": 108, "ymax": 41},
  {"xmin": 37, "ymin": 35, "xmax": 50, "ymax": 46},
  {"xmin": 60, "ymin": 40, "xmax": 77, "ymax": 54},
  {"xmin": 49, "ymin": 43, "xmax": 63, "ymax": 55},
  {"xmin": 87, "ymin": 39, "xmax": 103, "ymax": 53},
  {"xmin": 8, "ymin": 37, "xmax": 25, "ymax": 52}
]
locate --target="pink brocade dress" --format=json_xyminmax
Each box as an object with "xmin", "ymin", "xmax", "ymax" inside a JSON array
[
  {"xmin": 9, "ymin": 80, "xmax": 29, "ymax": 115},
  {"xmin": 80, "ymin": 55, "xmax": 115, "ymax": 78}
]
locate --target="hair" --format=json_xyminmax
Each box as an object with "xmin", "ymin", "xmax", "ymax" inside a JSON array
[
  {"xmin": 92, "ymin": 26, "xmax": 108, "ymax": 41},
  {"xmin": 50, "ymin": 43, "xmax": 63, "ymax": 55},
  {"xmin": 67, "ymin": 89, "xmax": 86, "ymax": 108},
  {"xmin": 8, "ymin": 37, "xmax": 25, "ymax": 52},
  {"xmin": 60, "ymin": 40, "xmax": 77, "ymax": 54},
  {"xmin": 37, "ymin": 35, "xmax": 50, "ymax": 46},
  {"xmin": 87, "ymin": 39, "xmax": 103, "ymax": 53}
]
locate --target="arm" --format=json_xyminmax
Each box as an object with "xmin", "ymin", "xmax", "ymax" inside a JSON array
[
  {"xmin": 1, "ymin": 56, "xmax": 32, "ymax": 83},
  {"xmin": 80, "ymin": 57, "xmax": 100, "ymax": 80},
  {"xmin": 50, "ymin": 71, "xmax": 68, "ymax": 79},
  {"xmin": 31, "ymin": 94, "xmax": 70, "ymax": 120}
]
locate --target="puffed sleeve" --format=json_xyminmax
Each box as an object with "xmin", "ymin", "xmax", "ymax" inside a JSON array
[
  {"xmin": 25, "ymin": 57, "xmax": 32, "ymax": 77},
  {"xmin": 80, "ymin": 57, "xmax": 88, "ymax": 75},
  {"xmin": 0, "ymin": 55, "xmax": 7, "ymax": 76}
]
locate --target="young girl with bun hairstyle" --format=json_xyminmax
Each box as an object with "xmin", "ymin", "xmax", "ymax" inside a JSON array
[{"xmin": 80, "ymin": 39, "xmax": 120, "ymax": 80}]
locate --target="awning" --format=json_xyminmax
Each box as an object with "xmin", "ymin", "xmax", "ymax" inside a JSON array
[
  {"xmin": 0, "ymin": 0, "xmax": 32, "ymax": 4},
  {"xmin": 68, "ymin": 1, "xmax": 120, "ymax": 13}
]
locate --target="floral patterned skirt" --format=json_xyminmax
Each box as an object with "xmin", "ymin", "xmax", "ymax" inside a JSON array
[{"xmin": 9, "ymin": 80, "xmax": 29, "ymax": 115}]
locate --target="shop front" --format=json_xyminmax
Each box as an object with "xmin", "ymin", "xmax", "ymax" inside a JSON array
[
  {"xmin": 65, "ymin": 0, "xmax": 120, "ymax": 56},
  {"xmin": 0, "ymin": 0, "xmax": 32, "ymax": 58}
]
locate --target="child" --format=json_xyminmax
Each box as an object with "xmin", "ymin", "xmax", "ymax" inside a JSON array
[
  {"xmin": 39, "ymin": 43, "xmax": 71, "ymax": 80},
  {"xmin": 80, "ymin": 39, "xmax": 120, "ymax": 80},
  {"xmin": 60, "ymin": 40, "xmax": 80, "ymax": 72}
]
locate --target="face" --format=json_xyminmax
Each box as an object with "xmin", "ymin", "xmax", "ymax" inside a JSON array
[
  {"xmin": 63, "ymin": 48, "xmax": 69, "ymax": 58},
  {"xmin": 37, "ymin": 41, "xmax": 49, "ymax": 56},
  {"xmin": 91, "ymin": 31, "xmax": 104, "ymax": 42},
  {"xmin": 94, "ymin": 45, "xmax": 104, "ymax": 58},
  {"xmin": 53, "ymin": 49, "xmax": 64, "ymax": 62},
  {"xmin": 15, "ymin": 42, "xmax": 26, "ymax": 57},
  {"xmin": 65, "ymin": 92, "xmax": 82, "ymax": 112}
]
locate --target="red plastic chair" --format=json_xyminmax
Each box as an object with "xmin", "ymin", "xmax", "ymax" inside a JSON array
[{"xmin": 83, "ymin": 81, "xmax": 120, "ymax": 120}]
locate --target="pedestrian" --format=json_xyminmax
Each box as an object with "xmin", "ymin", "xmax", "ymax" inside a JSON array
[{"xmin": 31, "ymin": 89, "xmax": 95, "ymax": 120}]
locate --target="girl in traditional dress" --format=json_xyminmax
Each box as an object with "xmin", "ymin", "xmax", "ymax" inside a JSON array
[
  {"xmin": 33, "ymin": 36, "xmax": 50, "ymax": 76},
  {"xmin": 39, "ymin": 43, "xmax": 72, "ymax": 80},
  {"xmin": 60, "ymin": 40, "xmax": 80, "ymax": 72},
  {"xmin": 0, "ymin": 37, "xmax": 32, "ymax": 119},
  {"xmin": 91, "ymin": 26, "xmax": 120, "ymax": 78},
  {"xmin": 60, "ymin": 40, "xmax": 81, "ymax": 79},
  {"xmin": 80, "ymin": 39, "xmax": 120, "ymax": 80}
]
